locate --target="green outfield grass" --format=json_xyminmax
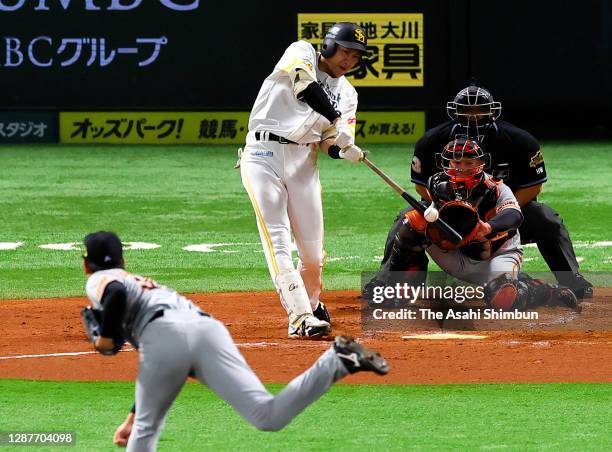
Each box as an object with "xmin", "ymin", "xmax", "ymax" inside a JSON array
[
  {"xmin": 0, "ymin": 143, "xmax": 611, "ymax": 299},
  {"xmin": 0, "ymin": 380, "xmax": 610, "ymax": 451},
  {"xmin": 1, "ymin": 145, "xmax": 610, "ymax": 452}
]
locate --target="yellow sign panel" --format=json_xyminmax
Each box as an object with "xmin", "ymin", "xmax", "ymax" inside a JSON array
[
  {"xmin": 60, "ymin": 112, "xmax": 250, "ymax": 144},
  {"xmin": 297, "ymin": 13, "xmax": 424, "ymax": 87},
  {"xmin": 60, "ymin": 111, "xmax": 424, "ymax": 144},
  {"xmin": 356, "ymin": 111, "xmax": 425, "ymax": 143}
]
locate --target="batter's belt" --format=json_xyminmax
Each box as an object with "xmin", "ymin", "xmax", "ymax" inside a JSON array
[{"xmin": 254, "ymin": 131, "xmax": 298, "ymax": 145}]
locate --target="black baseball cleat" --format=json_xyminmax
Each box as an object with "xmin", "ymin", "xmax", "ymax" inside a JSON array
[
  {"xmin": 569, "ymin": 273, "xmax": 593, "ymax": 299},
  {"xmin": 577, "ymin": 286, "xmax": 593, "ymax": 299},
  {"xmin": 313, "ymin": 301, "xmax": 331, "ymax": 324},
  {"xmin": 288, "ymin": 314, "xmax": 331, "ymax": 339},
  {"xmin": 333, "ymin": 336, "xmax": 389, "ymax": 375},
  {"xmin": 549, "ymin": 286, "xmax": 579, "ymax": 308}
]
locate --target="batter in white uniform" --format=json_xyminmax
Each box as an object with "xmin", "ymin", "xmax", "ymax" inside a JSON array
[
  {"xmin": 238, "ymin": 22, "xmax": 368, "ymax": 338},
  {"xmin": 80, "ymin": 232, "xmax": 389, "ymax": 451}
]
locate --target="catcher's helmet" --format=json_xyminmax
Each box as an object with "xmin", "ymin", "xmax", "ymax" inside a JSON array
[
  {"xmin": 446, "ymin": 85, "xmax": 501, "ymax": 140},
  {"xmin": 321, "ymin": 22, "xmax": 367, "ymax": 58},
  {"xmin": 436, "ymin": 137, "xmax": 490, "ymax": 199}
]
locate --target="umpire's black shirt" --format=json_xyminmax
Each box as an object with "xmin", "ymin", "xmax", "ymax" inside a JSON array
[{"xmin": 410, "ymin": 120, "xmax": 547, "ymax": 193}]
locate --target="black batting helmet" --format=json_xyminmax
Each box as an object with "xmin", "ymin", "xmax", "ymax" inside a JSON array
[
  {"xmin": 446, "ymin": 85, "xmax": 501, "ymax": 141},
  {"xmin": 321, "ymin": 22, "xmax": 367, "ymax": 58}
]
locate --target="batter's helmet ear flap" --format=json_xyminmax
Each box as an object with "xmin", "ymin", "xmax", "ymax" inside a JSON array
[{"xmin": 321, "ymin": 38, "xmax": 336, "ymax": 58}]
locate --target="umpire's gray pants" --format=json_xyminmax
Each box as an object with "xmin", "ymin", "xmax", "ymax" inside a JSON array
[{"xmin": 127, "ymin": 310, "xmax": 348, "ymax": 452}]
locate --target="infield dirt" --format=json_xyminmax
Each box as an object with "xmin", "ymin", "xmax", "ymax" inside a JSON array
[{"xmin": 1, "ymin": 290, "xmax": 611, "ymax": 384}]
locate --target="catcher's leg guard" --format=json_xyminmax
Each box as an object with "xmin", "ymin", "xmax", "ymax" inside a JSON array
[
  {"xmin": 518, "ymin": 272, "xmax": 579, "ymax": 308},
  {"xmin": 363, "ymin": 210, "xmax": 428, "ymax": 307},
  {"xmin": 388, "ymin": 218, "xmax": 427, "ymax": 272},
  {"xmin": 518, "ymin": 272, "xmax": 552, "ymax": 307},
  {"xmin": 484, "ymin": 273, "xmax": 529, "ymax": 311},
  {"xmin": 368, "ymin": 219, "xmax": 427, "ymax": 308}
]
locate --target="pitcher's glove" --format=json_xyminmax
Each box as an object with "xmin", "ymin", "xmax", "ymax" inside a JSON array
[{"xmin": 80, "ymin": 307, "xmax": 123, "ymax": 356}]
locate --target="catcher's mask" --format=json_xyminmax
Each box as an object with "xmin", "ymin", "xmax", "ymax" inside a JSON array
[
  {"xmin": 446, "ymin": 85, "xmax": 501, "ymax": 141},
  {"xmin": 321, "ymin": 22, "xmax": 368, "ymax": 58},
  {"xmin": 436, "ymin": 137, "xmax": 490, "ymax": 199}
]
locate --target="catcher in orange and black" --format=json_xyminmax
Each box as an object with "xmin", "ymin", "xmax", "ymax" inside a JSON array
[{"xmin": 363, "ymin": 137, "xmax": 578, "ymax": 311}]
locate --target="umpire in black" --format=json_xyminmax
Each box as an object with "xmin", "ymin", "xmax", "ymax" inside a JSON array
[{"xmin": 369, "ymin": 84, "xmax": 592, "ymax": 298}]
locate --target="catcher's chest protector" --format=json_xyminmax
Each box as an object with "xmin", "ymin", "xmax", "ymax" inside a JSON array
[{"xmin": 437, "ymin": 177, "xmax": 500, "ymax": 221}]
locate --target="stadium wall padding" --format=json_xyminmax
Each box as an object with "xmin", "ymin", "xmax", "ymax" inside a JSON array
[{"xmin": 0, "ymin": 0, "xmax": 609, "ymax": 137}]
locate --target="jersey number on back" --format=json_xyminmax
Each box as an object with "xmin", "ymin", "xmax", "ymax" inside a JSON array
[{"xmin": 133, "ymin": 275, "xmax": 159, "ymax": 291}]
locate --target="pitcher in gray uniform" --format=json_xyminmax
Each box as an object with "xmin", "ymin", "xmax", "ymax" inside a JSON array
[{"xmin": 80, "ymin": 231, "xmax": 389, "ymax": 451}]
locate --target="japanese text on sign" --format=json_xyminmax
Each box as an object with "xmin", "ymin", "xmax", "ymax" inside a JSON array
[
  {"xmin": 354, "ymin": 112, "xmax": 425, "ymax": 143},
  {"xmin": 298, "ymin": 13, "xmax": 424, "ymax": 87},
  {"xmin": 0, "ymin": 121, "xmax": 47, "ymax": 138},
  {"xmin": 60, "ymin": 112, "xmax": 424, "ymax": 145},
  {"xmin": 60, "ymin": 112, "xmax": 250, "ymax": 144}
]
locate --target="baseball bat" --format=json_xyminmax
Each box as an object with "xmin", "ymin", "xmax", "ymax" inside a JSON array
[{"xmin": 362, "ymin": 156, "xmax": 463, "ymax": 244}]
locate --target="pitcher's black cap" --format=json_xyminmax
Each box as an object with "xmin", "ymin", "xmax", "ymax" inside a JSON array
[{"xmin": 83, "ymin": 231, "xmax": 123, "ymax": 269}]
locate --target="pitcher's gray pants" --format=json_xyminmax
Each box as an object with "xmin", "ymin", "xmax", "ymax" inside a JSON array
[{"xmin": 127, "ymin": 310, "xmax": 348, "ymax": 452}]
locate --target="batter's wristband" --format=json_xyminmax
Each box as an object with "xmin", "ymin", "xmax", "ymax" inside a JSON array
[
  {"xmin": 328, "ymin": 145, "xmax": 342, "ymax": 159},
  {"xmin": 131, "ymin": 403, "xmax": 136, "ymax": 413}
]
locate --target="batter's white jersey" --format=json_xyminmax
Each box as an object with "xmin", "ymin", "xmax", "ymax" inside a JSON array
[{"xmin": 247, "ymin": 40, "xmax": 358, "ymax": 145}]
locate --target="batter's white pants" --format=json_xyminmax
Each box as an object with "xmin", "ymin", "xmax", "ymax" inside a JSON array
[
  {"xmin": 240, "ymin": 141, "xmax": 324, "ymax": 311},
  {"xmin": 126, "ymin": 311, "xmax": 348, "ymax": 452}
]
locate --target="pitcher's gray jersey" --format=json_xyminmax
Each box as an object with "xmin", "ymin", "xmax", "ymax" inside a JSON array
[{"xmin": 85, "ymin": 269, "xmax": 202, "ymax": 347}]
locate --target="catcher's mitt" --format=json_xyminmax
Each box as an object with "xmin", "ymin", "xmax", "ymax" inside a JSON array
[
  {"xmin": 425, "ymin": 200, "xmax": 481, "ymax": 251},
  {"xmin": 80, "ymin": 307, "xmax": 123, "ymax": 356}
]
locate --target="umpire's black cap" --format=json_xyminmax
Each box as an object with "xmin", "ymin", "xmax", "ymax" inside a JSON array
[{"xmin": 83, "ymin": 231, "xmax": 123, "ymax": 269}]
